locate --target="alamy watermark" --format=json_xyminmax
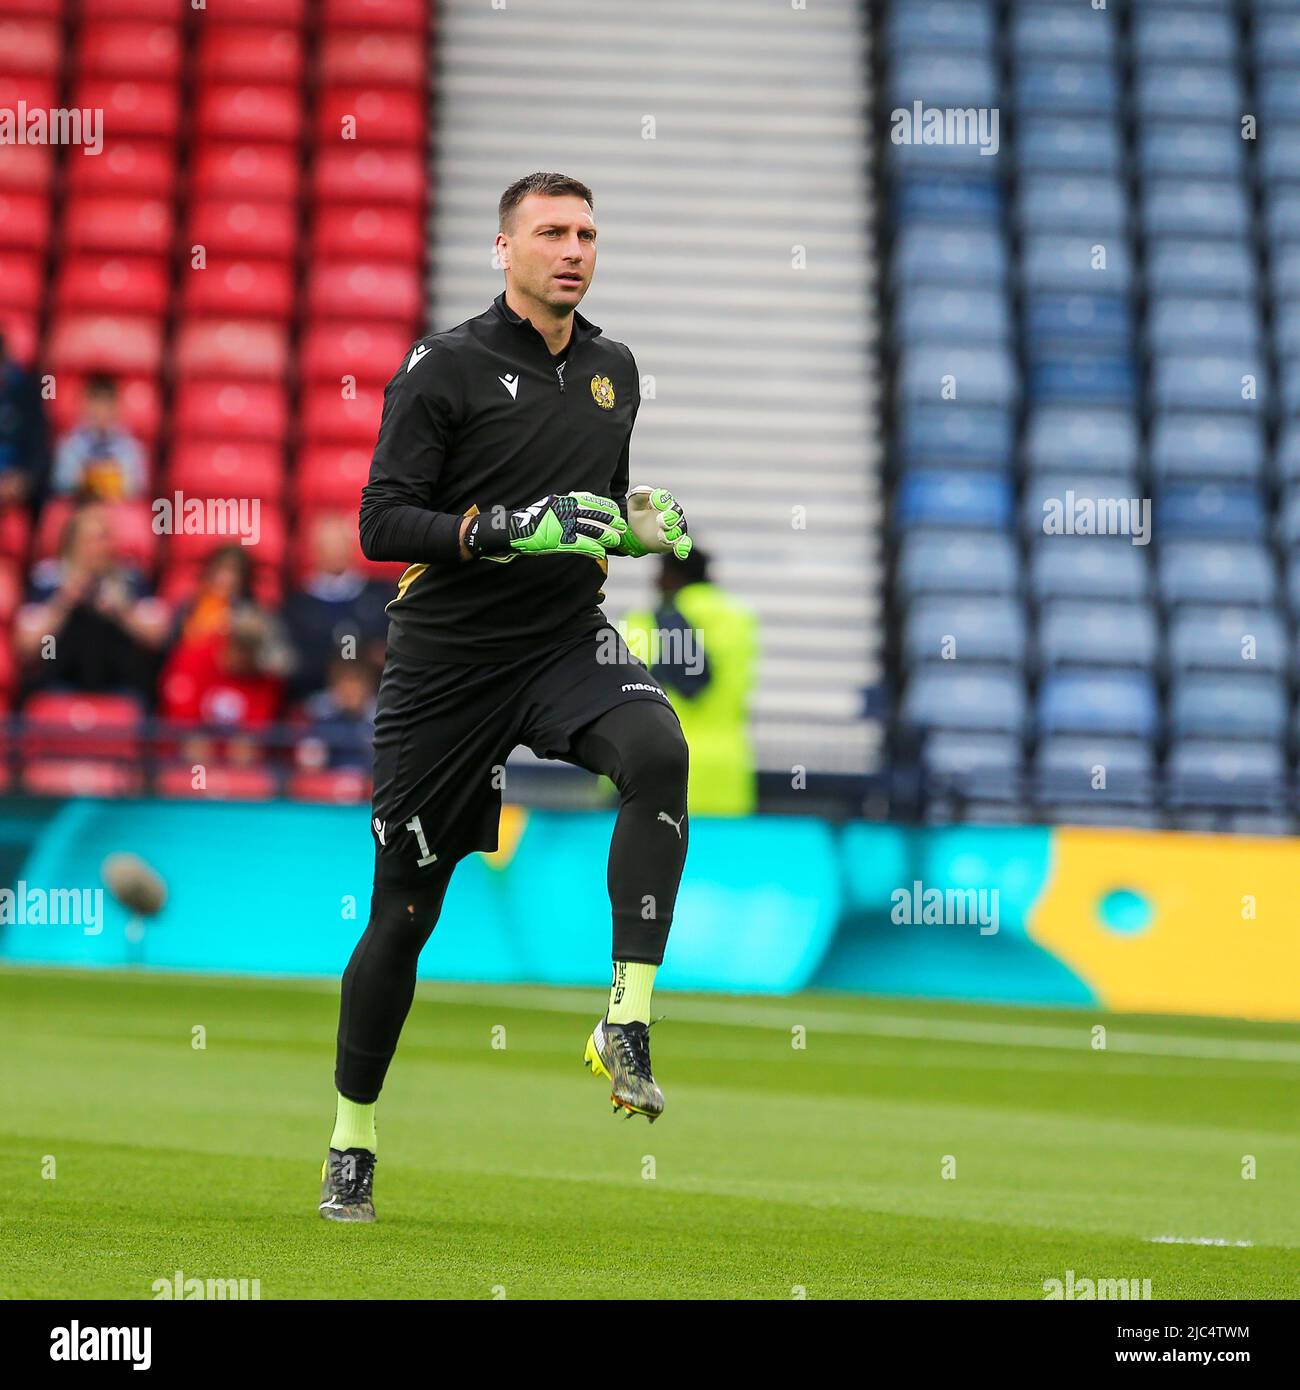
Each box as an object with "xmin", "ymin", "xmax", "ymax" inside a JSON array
[
  {"xmin": 1044, "ymin": 1268, "xmax": 1152, "ymax": 1300},
  {"xmin": 0, "ymin": 882, "xmax": 103, "ymax": 935},
  {"xmin": 0, "ymin": 102, "xmax": 103, "ymax": 156},
  {"xmin": 1042, "ymin": 491, "xmax": 1151, "ymax": 545},
  {"xmin": 890, "ymin": 101, "xmax": 1000, "ymax": 157},
  {"xmin": 152, "ymin": 493, "xmax": 261, "ymax": 546},
  {"xmin": 890, "ymin": 880, "xmax": 999, "ymax": 935}
]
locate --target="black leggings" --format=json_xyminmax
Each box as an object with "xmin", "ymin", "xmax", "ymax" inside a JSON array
[{"xmin": 335, "ymin": 699, "xmax": 689, "ymax": 1103}]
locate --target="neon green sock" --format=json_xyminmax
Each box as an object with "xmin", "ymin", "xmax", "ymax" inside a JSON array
[
  {"xmin": 330, "ymin": 1093, "xmax": 376, "ymax": 1154},
  {"xmin": 607, "ymin": 961, "xmax": 657, "ymax": 1025}
]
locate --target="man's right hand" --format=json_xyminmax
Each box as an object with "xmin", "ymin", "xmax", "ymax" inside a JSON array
[{"xmin": 462, "ymin": 493, "xmax": 626, "ymax": 561}]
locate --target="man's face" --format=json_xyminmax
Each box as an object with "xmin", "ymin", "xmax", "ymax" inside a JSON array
[{"xmin": 497, "ymin": 194, "xmax": 597, "ymax": 313}]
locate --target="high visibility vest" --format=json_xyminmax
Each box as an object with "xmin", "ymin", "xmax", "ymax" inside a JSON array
[{"xmin": 622, "ymin": 582, "xmax": 758, "ymax": 816}]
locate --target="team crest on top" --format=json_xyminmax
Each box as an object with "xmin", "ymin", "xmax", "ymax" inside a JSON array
[{"xmin": 590, "ymin": 375, "xmax": 616, "ymax": 409}]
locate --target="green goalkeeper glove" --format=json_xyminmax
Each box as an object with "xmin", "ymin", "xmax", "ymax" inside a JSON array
[
  {"xmin": 464, "ymin": 492, "xmax": 626, "ymax": 562},
  {"xmin": 620, "ymin": 486, "xmax": 692, "ymax": 560}
]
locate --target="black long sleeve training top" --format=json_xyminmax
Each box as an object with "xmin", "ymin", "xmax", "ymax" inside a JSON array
[{"xmin": 358, "ymin": 291, "xmax": 641, "ymax": 663}]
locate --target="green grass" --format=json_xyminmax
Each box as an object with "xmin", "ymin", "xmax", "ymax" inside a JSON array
[{"xmin": 2, "ymin": 966, "xmax": 1298, "ymax": 1299}]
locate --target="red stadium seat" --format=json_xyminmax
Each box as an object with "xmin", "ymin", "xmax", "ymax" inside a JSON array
[
  {"xmin": 47, "ymin": 313, "xmax": 164, "ymax": 376},
  {"xmin": 167, "ymin": 441, "xmax": 285, "ymax": 504},
  {"xmin": 312, "ymin": 147, "xmax": 424, "ymax": 206},
  {"xmin": 0, "ymin": 191, "xmax": 50, "ymax": 251},
  {"xmin": 174, "ymin": 319, "xmax": 290, "ymax": 380},
  {"xmin": 0, "ymin": 74, "xmax": 55, "ymax": 114},
  {"xmin": 24, "ymin": 760, "xmax": 145, "ymax": 798},
  {"xmin": 0, "ymin": 310, "xmax": 38, "ymax": 365},
  {"xmin": 156, "ymin": 764, "xmax": 277, "ymax": 801},
  {"xmin": 66, "ymin": 138, "xmax": 175, "ymax": 195},
  {"xmin": 300, "ymin": 383, "xmax": 383, "ymax": 443},
  {"xmin": 23, "ymin": 691, "xmax": 145, "ymax": 759},
  {"xmin": 287, "ymin": 768, "xmax": 371, "ymax": 804},
  {"xmin": 0, "ymin": 0, "xmax": 67, "ymax": 16},
  {"xmin": 203, "ymin": 0, "xmax": 305, "ymax": 23},
  {"xmin": 53, "ymin": 255, "xmax": 170, "ymax": 316},
  {"xmin": 0, "ymin": 144, "xmax": 53, "ymax": 193},
  {"xmin": 196, "ymin": 84, "xmax": 303, "ymax": 144},
  {"xmin": 190, "ymin": 142, "xmax": 300, "ymax": 202},
  {"xmin": 306, "ymin": 261, "xmax": 421, "ymax": 323},
  {"xmin": 79, "ymin": 0, "xmax": 183, "ymax": 18},
  {"xmin": 294, "ymin": 444, "xmax": 370, "ymax": 510},
  {"xmin": 48, "ymin": 373, "xmax": 161, "ymax": 445},
  {"xmin": 0, "ymin": 505, "xmax": 30, "ymax": 562},
  {"xmin": 310, "ymin": 204, "xmax": 424, "ymax": 263},
  {"xmin": 0, "ymin": 250, "xmax": 43, "ymax": 312},
  {"xmin": 181, "ymin": 257, "xmax": 295, "ymax": 320},
  {"xmin": 73, "ymin": 79, "xmax": 180, "ymax": 140},
  {"xmin": 299, "ymin": 320, "xmax": 410, "ymax": 382},
  {"xmin": 174, "ymin": 380, "xmax": 288, "ymax": 444},
  {"xmin": 317, "ymin": 31, "xmax": 425, "ymax": 87},
  {"xmin": 0, "ymin": 18, "xmax": 61, "ymax": 76},
  {"xmin": 35, "ymin": 499, "xmax": 159, "ymax": 571},
  {"xmin": 322, "ymin": 0, "xmax": 426, "ymax": 30},
  {"xmin": 63, "ymin": 194, "xmax": 172, "ymax": 256},
  {"xmin": 315, "ymin": 86, "xmax": 424, "ymax": 146},
  {"xmin": 186, "ymin": 198, "xmax": 297, "ymax": 260},
  {"xmin": 197, "ymin": 26, "xmax": 304, "ymax": 84},
  {"xmin": 76, "ymin": 21, "xmax": 182, "ymax": 80},
  {"xmin": 0, "ymin": 557, "xmax": 21, "ymax": 621}
]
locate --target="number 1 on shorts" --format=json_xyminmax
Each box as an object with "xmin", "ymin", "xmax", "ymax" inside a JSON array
[{"xmin": 405, "ymin": 815, "xmax": 439, "ymax": 866}]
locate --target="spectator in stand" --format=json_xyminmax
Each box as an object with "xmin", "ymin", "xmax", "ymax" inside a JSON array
[
  {"xmin": 159, "ymin": 544, "xmax": 293, "ymax": 764},
  {"xmin": 0, "ymin": 329, "xmax": 50, "ymax": 510},
  {"xmin": 283, "ymin": 512, "xmax": 390, "ymax": 698},
  {"xmin": 297, "ymin": 655, "xmax": 379, "ymax": 772},
  {"xmin": 15, "ymin": 502, "xmax": 168, "ymax": 702},
  {"xmin": 52, "ymin": 373, "xmax": 147, "ymax": 502}
]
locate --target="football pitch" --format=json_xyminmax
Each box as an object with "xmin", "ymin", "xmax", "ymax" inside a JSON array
[{"xmin": 2, "ymin": 966, "xmax": 1297, "ymax": 1300}]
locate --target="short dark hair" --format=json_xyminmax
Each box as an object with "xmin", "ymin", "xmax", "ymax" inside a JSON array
[
  {"xmin": 498, "ymin": 172, "xmax": 593, "ymax": 233},
  {"xmin": 84, "ymin": 372, "xmax": 118, "ymax": 398}
]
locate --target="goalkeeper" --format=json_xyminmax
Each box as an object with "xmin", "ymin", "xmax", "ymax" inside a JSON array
[{"xmin": 321, "ymin": 173, "xmax": 693, "ymax": 1221}]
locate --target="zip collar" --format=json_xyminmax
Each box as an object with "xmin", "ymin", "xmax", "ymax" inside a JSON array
[{"xmin": 492, "ymin": 291, "xmax": 603, "ymax": 347}]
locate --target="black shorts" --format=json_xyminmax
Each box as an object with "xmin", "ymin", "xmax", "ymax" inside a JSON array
[{"xmin": 369, "ymin": 623, "xmax": 677, "ymax": 881}]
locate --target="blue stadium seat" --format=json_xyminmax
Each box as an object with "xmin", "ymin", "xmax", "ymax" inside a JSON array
[
  {"xmin": 1027, "ymin": 355, "xmax": 1137, "ymax": 407},
  {"xmin": 1169, "ymin": 674, "xmax": 1288, "ymax": 740},
  {"xmin": 897, "ymin": 345, "xmax": 1018, "ymax": 407},
  {"xmin": 1159, "ymin": 541, "xmax": 1278, "ymax": 606},
  {"xmin": 1036, "ymin": 601, "xmax": 1158, "ymax": 670},
  {"xmin": 1272, "ymin": 304, "xmax": 1300, "ymax": 357},
  {"xmin": 1022, "ymin": 407, "xmax": 1138, "ymax": 476},
  {"xmin": 922, "ymin": 731, "xmax": 1023, "ymax": 788},
  {"xmin": 1140, "ymin": 123, "xmax": 1245, "ymax": 179},
  {"xmin": 1147, "ymin": 297, "xmax": 1260, "ymax": 357},
  {"xmin": 1265, "ymin": 189, "xmax": 1300, "ymax": 245},
  {"xmin": 902, "ymin": 666, "xmax": 1027, "ymax": 735},
  {"xmin": 1149, "ymin": 413, "xmax": 1264, "ymax": 483},
  {"xmin": 1149, "ymin": 354, "xmax": 1265, "ymax": 412},
  {"xmin": 894, "ymin": 470, "xmax": 1012, "ymax": 531},
  {"xmin": 1259, "ymin": 124, "xmax": 1300, "ymax": 183},
  {"xmin": 1037, "ymin": 670, "xmax": 1159, "ymax": 739},
  {"xmin": 1133, "ymin": 8, "xmax": 1236, "ymax": 61},
  {"xmin": 1273, "ymin": 247, "xmax": 1300, "ymax": 299},
  {"xmin": 1274, "ymin": 484, "xmax": 1300, "ymax": 544},
  {"xmin": 1135, "ymin": 65, "xmax": 1243, "ymax": 123},
  {"xmin": 897, "ymin": 530, "xmax": 1019, "ymax": 599},
  {"xmin": 1021, "ymin": 234, "xmax": 1134, "ymax": 294},
  {"xmin": 1016, "ymin": 175, "xmax": 1127, "ymax": 235},
  {"xmin": 1284, "ymin": 555, "xmax": 1300, "ymax": 612},
  {"xmin": 1257, "ymin": 69, "xmax": 1300, "ymax": 122},
  {"xmin": 1018, "ymin": 117, "xmax": 1123, "ymax": 174},
  {"xmin": 1023, "ymin": 294, "xmax": 1133, "ymax": 354},
  {"xmin": 888, "ymin": 53, "xmax": 998, "ymax": 110},
  {"xmin": 1274, "ymin": 422, "xmax": 1300, "ymax": 482},
  {"xmin": 894, "ymin": 177, "xmax": 1002, "ymax": 226},
  {"xmin": 895, "ymin": 404, "xmax": 1013, "ymax": 470},
  {"xmin": 1146, "ymin": 241, "xmax": 1256, "ymax": 296},
  {"xmin": 1033, "ymin": 736, "xmax": 1154, "ymax": 805},
  {"xmin": 1011, "ymin": 4, "xmax": 1116, "ymax": 61},
  {"xmin": 1167, "ymin": 740, "xmax": 1288, "ymax": 810},
  {"xmin": 1253, "ymin": 13, "xmax": 1300, "ymax": 67},
  {"xmin": 1158, "ymin": 483, "xmax": 1266, "ymax": 540},
  {"xmin": 1168, "ymin": 605, "xmax": 1289, "ymax": 675},
  {"xmin": 889, "ymin": 135, "xmax": 1003, "ymax": 177},
  {"xmin": 893, "ymin": 226, "xmax": 1007, "ymax": 288},
  {"xmin": 1276, "ymin": 355, "xmax": 1300, "ymax": 415},
  {"xmin": 1015, "ymin": 63, "xmax": 1119, "ymax": 117},
  {"xmin": 885, "ymin": 1, "xmax": 995, "ymax": 54},
  {"xmin": 1030, "ymin": 539, "xmax": 1148, "ymax": 603},
  {"xmin": 1142, "ymin": 180, "xmax": 1250, "ymax": 239},
  {"xmin": 903, "ymin": 596, "xmax": 1026, "ymax": 667},
  {"xmin": 894, "ymin": 287, "xmax": 1011, "ymax": 344}
]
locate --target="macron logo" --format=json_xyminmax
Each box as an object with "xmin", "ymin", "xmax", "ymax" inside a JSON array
[
  {"xmin": 407, "ymin": 344, "xmax": 431, "ymax": 373},
  {"xmin": 498, "ymin": 373, "xmax": 519, "ymax": 400}
]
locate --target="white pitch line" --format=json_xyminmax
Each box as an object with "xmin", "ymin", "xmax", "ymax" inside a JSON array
[{"xmin": 1148, "ymin": 1236, "xmax": 1255, "ymax": 1248}]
